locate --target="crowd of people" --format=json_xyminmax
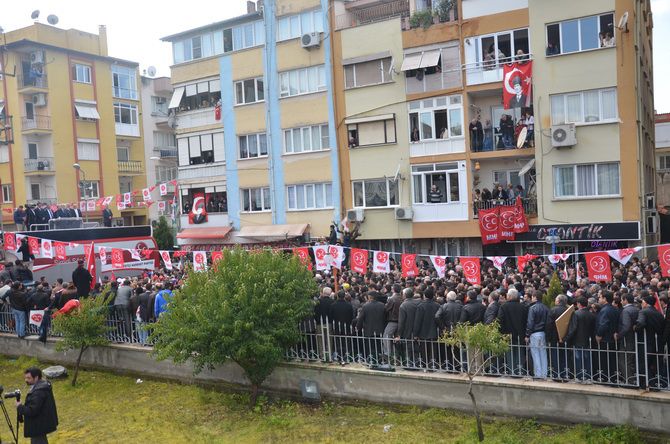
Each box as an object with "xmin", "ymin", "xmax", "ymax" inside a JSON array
[
  {"xmin": 12, "ymin": 202, "xmax": 115, "ymax": 231},
  {"xmin": 469, "ymin": 110, "xmax": 534, "ymax": 152}
]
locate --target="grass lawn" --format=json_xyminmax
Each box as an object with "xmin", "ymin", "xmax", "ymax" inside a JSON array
[{"xmin": 0, "ymin": 355, "xmax": 661, "ymax": 444}]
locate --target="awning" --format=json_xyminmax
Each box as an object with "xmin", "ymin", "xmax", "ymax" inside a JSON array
[
  {"xmin": 74, "ymin": 103, "xmax": 100, "ymax": 120},
  {"xmin": 345, "ymin": 113, "xmax": 395, "ymax": 125},
  {"xmin": 401, "ymin": 52, "xmax": 423, "ymax": 71},
  {"xmin": 343, "ymin": 51, "xmax": 392, "ymax": 66},
  {"xmin": 238, "ymin": 223, "xmax": 309, "ymax": 239},
  {"xmin": 168, "ymin": 86, "xmax": 185, "ymax": 109},
  {"xmin": 419, "ymin": 50, "xmax": 441, "ymax": 68},
  {"xmin": 176, "ymin": 226, "xmax": 232, "ymax": 240}
]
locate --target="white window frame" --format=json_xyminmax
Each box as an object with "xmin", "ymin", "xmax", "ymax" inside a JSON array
[
  {"xmin": 79, "ymin": 180, "xmax": 100, "ymax": 199},
  {"xmin": 234, "ymin": 77, "xmax": 264, "ymax": 105},
  {"xmin": 72, "ymin": 64, "xmax": 91, "ymax": 84},
  {"xmin": 344, "ymin": 57, "xmax": 393, "ymax": 89},
  {"xmin": 474, "ymin": 28, "xmax": 530, "ymax": 69},
  {"xmin": 287, "ymin": 183, "xmax": 333, "ymax": 211},
  {"xmin": 492, "ymin": 170, "xmax": 525, "ymax": 189},
  {"xmin": 0, "ymin": 146, "xmax": 9, "ymax": 163},
  {"xmin": 352, "ymin": 178, "xmax": 399, "ymax": 208},
  {"xmin": 2, "ymin": 184, "xmax": 12, "ymax": 202},
  {"xmin": 553, "ymin": 162, "xmax": 620, "ymax": 199},
  {"xmin": 283, "ymin": 124, "xmax": 330, "ymax": 154},
  {"xmin": 241, "ymin": 187, "xmax": 272, "ymax": 212},
  {"xmin": 408, "ymin": 95, "xmax": 464, "ymax": 142},
  {"xmin": 659, "ymin": 155, "xmax": 670, "ymax": 171},
  {"xmin": 277, "ymin": 9, "xmax": 324, "ymax": 42},
  {"xmin": 550, "ymin": 88, "xmax": 618, "ymax": 125},
  {"xmin": 547, "ymin": 12, "xmax": 616, "ymax": 56},
  {"xmin": 238, "ymin": 133, "xmax": 268, "ymax": 159},
  {"xmin": 116, "ymin": 146, "xmax": 130, "ymax": 162},
  {"xmin": 111, "ymin": 66, "xmax": 138, "ymax": 100},
  {"xmin": 279, "ymin": 66, "xmax": 326, "ymax": 98},
  {"xmin": 411, "ymin": 162, "xmax": 462, "ymax": 204},
  {"xmin": 113, "ymin": 102, "xmax": 139, "ymax": 125},
  {"xmin": 151, "ymin": 96, "xmax": 169, "ymax": 115},
  {"xmin": 347, "ymin": 116, "xmax": 396, "ymax": 148}
]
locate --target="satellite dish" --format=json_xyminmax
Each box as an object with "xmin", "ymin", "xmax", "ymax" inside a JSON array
[
  {"xmin": 516, "ymin": 126, "xmax": 528, "ymax": 148},
  {"xmin": 518, "ymin": 158, "xmax": 535, "ymax": 177},
  {"xmin": 618, "ymin": 12, "xmax": 629, "ymax": 31},
  {"xmin": 393, "ymin": 164, "xmax": 402, "ymax": 183},
  {"xmin": 31, "ymin": 10, "xmax": 40, "ymax": 20},
  {"xmin": 147, "ymin": 66, "xmax": 157, "ymax": 77},
  {"xmin": 47, "ymin": 15, "xmax": 59, "ymax": 25},
  {"xmin": 167, "ymin": 112, "xmax": 177, "ymax": 129}
]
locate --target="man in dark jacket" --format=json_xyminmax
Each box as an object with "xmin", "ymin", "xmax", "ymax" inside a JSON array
[
  {"xmin": 71, "ymin": 259, "xmax": 92, "ymax": 298},
  {"xmin": 497, "ymin": 288, "xmax": 527, "ymax": 375},
  {"xmin": 17, "ymin": 238, "xmax": 34, "ymax": 264},
  {"xmin": 356, "ymin": 291, "xmax": 386, "ymax": 362},
  {"xmin": 635, "ymin": 296, "xmax": 665, "ymax": 385},
  {"xmin": 16, "ymin": 366, "xmax": 58, "ymax": 443},
  {"xmin": 396, "ymin": 290, "xmax": 421, "ymax": 364},
  {"xmin": 382, "ymin": 285, "xmax": 403, "ymax": 357},
  {"xmin": 435, "ymin": 291, "xmax": 462, "ymax": 333},
  {"xmin": 459, "ymin": 290, "xmax": 485, "ymax": 325},
  {"xmin": 329, "ymin": 290, "xmax": 354, "ymax": 361},
  {"xmin": 565, "ymin": 297, "xmax": 596, "ymax": 379},
  {"xmin": 595, "ymin": 291, "xmax": 620, "ymax": 380},
  {"xmin": 314, "ymin": 287, "xmax": 334, "ymax": 322},
  {"xmin": 102, "ymin": 205, "xmax": 113, "ymax": 227},
  {"xmin": 413, "ymin": 288, "xmax": 440, "ymax": 367},
  {"xmin": 9, "ymin": 282, "xmax": 28, "ymax": 338},
  {"xmin": 546, "ymin": 294, "xmax": 569, "ymax": 379},
  {"xmin": 525, "ymin": 290, "xmax": 549, "ymax": 378},
  {"xmin": 615, "ymin": 294, "xmax": 639, "ymax": 383},
  {"xmin": 483, "ymin": 291, "xmax": 500, "ymax": 324}
]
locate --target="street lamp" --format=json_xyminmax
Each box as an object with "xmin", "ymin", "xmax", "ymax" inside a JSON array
[
  {"xmin": 73, "ymin": 163, "xmax": 88, "ymax": 222},
  {"xmin": 545, "ymin": 228, "xmax": 560, "ymax": 255}
]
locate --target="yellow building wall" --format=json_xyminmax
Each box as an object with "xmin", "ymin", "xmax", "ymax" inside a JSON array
[
  {"xmin": 286, "ymin": 210, "xmax": 332, "ymax": 238},
  {"xmin": 230, "ymin": 48, "xmax": 264, "ymax": 81},
  {"xmin": 237, "ymin": 211, "xmax": 272, "ymax": 226},
  {"xmin": 170, "ymin": 58, "xmax": 221, "ymax": 85},
  {"xmin": 235, "ymin": 104, "xmax": 266, "ymax": 134},
  {"xmin": 276, "ymin": 44, "xmax": 325, "ymax": 72},
  {"xmin": 276, "ymin": 0, "xmax": 321, "ymax": 16},
  {"xmin": 280, "ymin": 94, "xmax": 328, "ymax": 127},
  {"xmin": 283, "ymin": 151, "xmax": 332, "ymax": 183},
  {"xmin": 237, "ymin": 159, "xmax": 270, "ymax": 188}
]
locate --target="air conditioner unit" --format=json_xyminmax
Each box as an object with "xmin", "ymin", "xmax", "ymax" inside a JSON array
[
  {"xmin": 301, "ymin": 32, "xmax": 321, "ymax": 49},
  {"xmin": 394, "ymin": 207, "xmax": 413, "ymax": 220},
  {"xmin": 30, "ymin": 51, "xmax": 45, "ymax": 65},
  {"xmin": 346, "ymin": 208, "xmax": 365, "ymax": 222},
  {"xmin": 32, "ymin": 93, "xmax": 47, "ymax": 107},
  {"xmin": 550, "ymin": 124, "xmax": 577, "ymax": 148},
  {"xmin": 645, "ymin": 193, "xmax": 656, "ymax": 210},
  {"xmin": 155, "ymin": 97, "xmax": 167, "ymax": 104}
]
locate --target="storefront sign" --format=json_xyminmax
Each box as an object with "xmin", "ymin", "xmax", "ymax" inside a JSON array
[{"xmin": 512, "ymin": 222, "xmax": 640, "ymax": 242}]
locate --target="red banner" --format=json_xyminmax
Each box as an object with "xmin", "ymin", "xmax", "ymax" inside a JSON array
[
  {"xmin": 513, "ymin": 197, "xmax": 529, "ymax": 233},
  {"xmin": 28, "ymin": 237, "xmax": 40, "ymax": 256},
  {"xmin": 498, "ymin": 205, "xmax": 516, "ymax": 241},
  {"xmin": 86, "ymin": 242, "xmax": 96, "ymax": 290},
  {"xmin": 585, "ymin": 251, "xmax": 612, "ymax": 282},
  {"xmin": 211, "ymin": 251, "xmax": 223, "ymax": 265},
  {"xmin": 516, "ymin": 254, "xmax": 538, "ymax": 272},
  {"xmin": 478, "ymin": 207, "xmax": 500, "ymax": 245},
  {"xmin": 111, "ymin": 248, "xmax": 125, "ymax": 269},
  {"xmin": 350, "ymin": 248, "xmax": 368, "ymax": 274},
  {"xmin": 189, "ymin": 195, "xmax": 208, "ymax": 224},
  {"xmin": 658, "ymin": 245, "xmax": 670, "ymax": 277},
  {"xmin": 3, "ymin": 232, "xmax": 15, "ymax": 251},
  {"xmin": 503, "ymin": 61, "xmax": 532, "ymax": 109},
  {"xmin": 401, "ymin": 253, "xmax": 418, "ymax": 278},
  {"xmin": 54, "ymin": 242, "xmax": 67, "ymax": 261},
  {"xmin": 293, "ymin": 247, "xmax": 312, "ymax": 271},
  {"xmin": 460, "ymin": 257, "xmax": 481, "ymax": 285}
]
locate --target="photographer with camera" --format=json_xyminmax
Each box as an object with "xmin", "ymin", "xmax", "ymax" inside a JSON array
[{"xmin": 14, "ymin": 367, "xmax": 58, "ymax": 443}]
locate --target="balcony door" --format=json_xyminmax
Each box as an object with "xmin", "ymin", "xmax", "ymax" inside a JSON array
[
  {"xmin": 27, "ymin": 143, "xmax": 38, "ymax": 160},
  {"xmin": 25, "ymin": 101, "xmax": 34, "ymax": 120},
  {"xmin": 30, "ymin": 183, "xmax": 41, "ymax": 200}
]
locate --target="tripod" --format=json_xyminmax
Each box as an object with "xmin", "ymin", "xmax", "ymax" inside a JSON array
[{"xmin": 0, "ymin": 397, "xmax": 19, "ymax": 444}]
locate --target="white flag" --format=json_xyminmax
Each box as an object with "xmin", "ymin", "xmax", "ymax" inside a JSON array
[
  {"xmin": 15, "ymin": 234, "xmax": 25, "ymax": 251},
  {"xmin": 312, "ymin": 245, "xmax": 329, "ymax": 271},
  {"xmin": 327, "ymin": 245, "xmax": 345, "ymax": 269},
  {"xmin": 86, "ymin": 200, "xmax": 96, "ymax": 211},
  {"xmin": 129, "ymin": 249, "xmax": 142, "ymax": 261},
  {"xmin": 487, "ymin": 256, "xmax": 508, "ymax": 272},
  {"xmin": 157, "ymin": 201, "xmax": 166, "ymax": 213},
  {"xmin": 193, "ymin": 251, "xmax": 207, "ymax": 272},
  {"xmin": 99, "ymin": 246, "xmax": 107, "ymax": 264},
  {"xmin": 142, "ymin": 188, "xmax": 152, "ymax": 201},
  {"xmin": 29, "ymin": 310, "xmax": 45, "ymax": 327},
  {"xmin": 430, "ymin": 255, "xmax": 447, "ymax": 278},
  {"xmin": 548, "ymin": 253, "xmax": 570, "ymax": 265},
  {"xmin": 123, "ymin": 192, "xmax": 132, "ymax": 204},
  {"xmin": 117, "ymin": 201, "xmax": 126, "ymax": 210},
  {"xmin": 41, "ymin": 240, "xmax": 53, "ymax": 259},
  {"xmin": 160, "ymin": 250, "xmax": 173, "ymax": 270},
  {"xmin": 159, "ymin": 183, "xmax": 168, "ymax": 196},
  {"xmin": 102, "ymin": 195, "xmax": 114, "ymax": 206},
  {"xmin": 372, "ymin": 251, "xmax": 390, "ymax": 273},
  {"xmin": 607, "ymin": 247, "xmax": 641, "ymax": 266}
]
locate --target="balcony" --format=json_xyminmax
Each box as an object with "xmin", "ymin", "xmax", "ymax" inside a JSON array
[
  {"xmin": 117, "ymin": 160, "xmax": 144, "ymax": 175},
  {"xmin": 473, "ymin": 197, "xmax": 538, "ymax": 217},
  {"xmin": 464, "ymin": 54, "xmax": 533, "ymax": 87},
  {"xmin": 178, "ymin": 163, "xmax": 226, "ymax": 181},
  {"xmin": 405, "ymin": 0, "xmax": 459, "ymax": 30},
  {"xmin": 412, "ymin": 202, "xmax": 470, "ymax": 222},
  {"xmin": 22, "ymin": 115, "xmax": 51, "ymax": 133},
  {"xmin": 410, "ymin": 138, "xmax": 466, "ymax": 157},
  {"xmin": 18, "ymin": 74, "xmax": 48, "ymax": 92},
  {"xmin": 24, "ymin": 157, "xmax": 55, "ymax": 174},
  {"xmin": 175, "ymin": 107, "xmax": 220, "ymax": 131},
  {"xmin": 156, "ymin": 148, "xmax": 178, "ymax": 159},
  {"xmin": 335, "ymin": 0, "xmax": 409, "ymax": 30}
]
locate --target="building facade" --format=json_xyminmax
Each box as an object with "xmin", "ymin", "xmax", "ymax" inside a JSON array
[{"xmin": 0, "ymin": 23, "xmax": 147, "ymax": 229}]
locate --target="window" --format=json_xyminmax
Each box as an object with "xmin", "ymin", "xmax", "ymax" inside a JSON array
[
  {"xmin": 72, "ymin": 64, "xmax": 91, "ymax": 83},
  {"xmin": 550, "ymin": 88, "xmax": 617, "ymax": 125},
  {"xmin": 173, "ymin": 79, "xmax": 221, "ymax": 111},
  {"xmin": 172, "ymin": 21, "xmax": 264, "ymax": 64},
  {"xmin": 234, "ymin": 77, "xmax": 264, "ymax": 105},
  {"xmin": 112, "ymin": 66, "xmax": 137, "ymax": 100},
  {"xmin": 279, "ymin": 66, "xmax": 326, "ymax": 98},
  {"xmin": 287, "ymin": 183, "xmax": 333, "ymax": 210},
  {"xmin": 352, "ymin": 178, "xmax": 399, "ymax": 208},
  {"xmin": 546, "ymin": 13, "xmax": 615, "ymax": 55},
  {"xmin": 408, "ymin": 95, "xmax": 463, "ymax": 142},
  {"xmin": 277, "ymin": 9, "xmax": 323, "ymax": 41},
  {"xmin": 475, "ymin": 29, "xmax": 529, "ymax": 69},
  {"xmin": 553, "ymin": 162, "xmax": 620, "ymax": 198},
  {"xmin": 344, "ymin": 58, "xmax": 392, "ymax": 88},
  {"xmin": 2, "ymin": 184, "xmax": 12, "ymax": 202},
  {"xmin": 151, "ymin": 96, "xmax": 169, "ymax": 115},
  {"xmin": 113, "ymin": 103, "xmax": 138, "ymax": 125},
  {"xmin": 659, "ymin": 155, "xmax": 670, "ymax": 171},
  {"xmin": 402, "ymin": 44, "xmax": 462, "ymax": 93},
  {"xmin": 238, "ymin": 133, "xmax": 268, "ymax": 159},
  {"xmin": 154, "ymin": 131, "xmax": 176, "ymax": 149},
  {"xmin": 411, "ymin": 163, "xmax": 462, "ymax": 204},
  {"xmin": 30, "ymin": 184, "xmax": 41, "ymax": 200},
  {"xmin": 156, "ymin": 165, "xmax": 177, "ymax": 183},
  {"xmin": 79, "ymin": 180, "xmax": 100, "ymax": 199},
  {"xmin": 27, "ymin": 143, "xmax": 38, "ymax": 159},
  {"xmin": 492, "ymin": 170, "xmax": 523, "ymax": 189},
  {"xmin": 116, "ymin": 146, "xmax": 130, "ymax": 162},
  {"xmin": 119, "ymin": 177, "xmax": 133, "ymax": 194},
  {"xmin": 347, "ymin": 116, "xmax": 396, "ymax": 148},
  {"xmin": 241, "ymin": 187, "xmax": 272, "ymax": 212},
  {"xmin": 284, "ymin": 124, "xmax": 329, "ymax": 153},
  {"xmin": 77, "ymin": 140, "xmax": 100, "ymax": 161},
  {"xmin": 74, "ymin": 102, "xmax": 101, "ymax": 120},
  {"xmin": 178, "ymin": 133, "xmax": 223, "ymax": 165},
  {"xmin": 0, "ymin": 146, "xmax": 9, "ymax": 163}
]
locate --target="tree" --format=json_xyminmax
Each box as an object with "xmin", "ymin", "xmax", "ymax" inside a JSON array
[
  {"xmin": 442, "ymin": 322, "xmax": 510, "ymax": 442},
  {"xmin": 150, "ymin": 248, "xmax": 316, "ymax": 405},
  {"xmin": 51, "ymin": 293, "xmax": 112, "ymax": 386},
  {"xmin": 543, "ymin": 271, "xmax": 561, "ymax": 308},
  {"xmin": 153, "ymin": 216, "xmax": 174, "ymax": 251}
]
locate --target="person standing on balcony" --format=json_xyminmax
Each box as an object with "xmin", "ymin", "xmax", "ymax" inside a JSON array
[
  {"xmin": 102, "ymin": 205, "xmax": 113, "ymax": 227},
  {"xmin": 499, "ymin": 114, "xmax": 515, "ymax": 148},
  {"xmin": 469, "ymin": 117, "xmax": 483, "ymax": 152},
  {"xmin": 428, "ymin": 185, "xmax": 443, "ymax": 203}
]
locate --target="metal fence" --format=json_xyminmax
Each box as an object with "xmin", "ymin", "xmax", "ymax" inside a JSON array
[{"xmin": 2, "ymin": 308, "xmax": 668, "ymax": 391}]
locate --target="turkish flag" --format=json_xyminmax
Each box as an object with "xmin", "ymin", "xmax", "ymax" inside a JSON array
[
  {"xmin": 111, "ymin": 248, "xmax": 125, "ymax": 269},
  {"xmin": 328, "ymin": 245, "xmax": 344, "ymax": 269},
  {"xmin": 498, "ymin": 206, "xmax": 516, "ymax": 241},
  {"xmin": 28, "ymin": 237, "xmax": 40, "ymax": 256},
  {"xmin": 430, "ymin": 255, "xmax": 447, "ymax": 278},
  {"xmin": 585, "ymin": 251, "xmax": 612, "ymax": 282},
  {"xmin": 503, "ymin": 61, "xmax": 532, "ymax": 109},
  {"xmin": 86, "ymin": 241, "xmax": 96, "ymax": 290},
  {"xmin": 516, "ymin": 254, "xmax": 538, "ymax": 272},
  {"xmin": 293, "ymin": 247, "xmax": 312, "ymax": 270},
  {"xmin": 193, "ymin": 251, "xmax": 207, "ymax": 272},
  {"xmin": 41, "ymin": 239, "xmax": 53, "ymax": 259},
  {"xmin": 211, "ymin": 251, "xmax": 223, "ymax": 265},
  {"xmin": 658, "ymin": 245, "xmax": 670, "ymax": 277},
  {"xmin": 460, "ymin": 257, "xmax": 481, "ymax": 285},
  {"xmin": 350, "ymin": 248, "xmax": 368, "ymax": 274},
  {"xmin": 54, "ymin": 242, "xmax": 67, "ymax": 260},
  {"xmin": 513, "ymin": 197, "xmax": 529, "ymax": 233},
  {"xmin": 372, "ymin": 251, "xmax": 390, "ymax": 273},
  {"xmin": 312, "ymin": 245, "xmax": 329, "ymax": 271},
  {"xmin": 3, "ymin": 232, "xmax": 16, "ymax": 251},
  {"xmin": 159, "ymin": 183, "xmax": 168, "ymax": 196},
  {"xmin": 160, "ymin": 251, "xmax": 173, "ymax": 270},
  {"xmin": 401, "ymin": 253, "xmax": 418, "ymax": 278},
  {"xmin": 98, "ymin": 246, "xmax": 107, "ymax": 264},
  {"xmin": 478, "ymin": 207, "xmax": 500, "ymax": 245}
]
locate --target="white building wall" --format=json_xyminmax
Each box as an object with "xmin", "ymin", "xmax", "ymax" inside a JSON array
[{"xmin": 462, "ymin": 0, "xmax": 528, "ymax": 19}]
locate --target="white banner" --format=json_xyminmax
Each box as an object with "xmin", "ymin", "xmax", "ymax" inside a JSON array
[
  {"xmin": 607, "ymin": 247, "xmax": 641, "ymax": 266},
  {"xmin": 193, "ymin": 251, "xmax": 207, "ymax": 272},
  {"xmin": 327, "ymin": 245, "xmax": 345, "ymax": 269},
  {"xmin": 160, "ymin": 250, "xmax": 173, "ymax": 270},
  {"xmin": 487, "ymin": 256, "xmax": 508, "ymax": 272},
  {"xmin": 101, "ymin": 259, "xmax": 155, "ymax": 272},
  {"xmin": 429, "ymin": 255, "xmax": 447, "ymax": 278},
  {"xmin": 372, "ymin": 251, "xmax": 390, "ymax": 273},
  {"xmin": 98, "ymin": 246, "xmax": 107, "ymax": 264},
  {"xmin": 159, "ymin": 183, "xmax": 168, "ymax": 196},
  {"xmin": 142, "ymin": 188, "xmax": 152, "ymax": 202},
  {"xmin": 41, "ymin": 239, "xmax": 53, "ymax": 259},
  {"xmin": 29, "ymin": 310, "xmax": 45, "ymax": 327},
  {"xmin": 123, "ymin": 192, "xmax": 132, "ymax": 204},
  {"xmin": 312, "ymin": 245, "xmax": 329, "ymax": 271},
  {"xmin": 129, "ymin": 249, "xmax": 142, "ymax": 261}
]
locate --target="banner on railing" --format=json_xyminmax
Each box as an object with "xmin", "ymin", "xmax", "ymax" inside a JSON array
[{"xmin": 585, "ymin": 251, "xmax": 612, "ymax": 282}]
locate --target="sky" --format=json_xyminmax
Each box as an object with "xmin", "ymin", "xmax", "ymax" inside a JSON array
[{"xmin": 0, "ymin": 0, "xmax": 668, "ymax": 111}]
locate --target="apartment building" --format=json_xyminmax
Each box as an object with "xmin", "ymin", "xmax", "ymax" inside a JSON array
[
  {"xmin": 656, "ymin": 113, "xmax": 670, "ymax": 207},
  {"xmin": 0, "ymin": 23, "xmax": 147, "ymax": 228}
]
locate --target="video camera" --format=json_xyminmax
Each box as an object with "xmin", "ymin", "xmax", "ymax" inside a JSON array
[{"xmin": 2, "ymin": 390, "xmax": 20, "ymax": 403}]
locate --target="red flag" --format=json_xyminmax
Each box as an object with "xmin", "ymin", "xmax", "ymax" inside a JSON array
[
  {"xmin": 517, "ymin": 254, "xmax": 538, "ymax": 272},
  {"xmin": 211, "ymin": 251, "xmax": 223, "ymax": 264},
  {"xmin": 3, "ymin": 232, "xmax": 15, "ymax": 251},
  {"xmin": 654, "ymin": 294, "xmax": 664, "ymax": 314},
  {"xmin": 460, "ymin": 257, "xmax": 481, "ymax": 285},
  {"xmin": 513, "ymin": 197, "xmax": 529, "ymax": 233},
  {"xmin": 293, "ymin": 247, "xmax": 312, "ymax": 270},
  {"xmin": 401, "ymin": 253, "xmax": 418, "ymax": 278},
  {"xmin": 54, "ymin": 242, "xmax": 67, "ymax": 260},
  {"xmin": 498, "ymin": 205, "xmax": 516, "ymax": 241},
  {"xmin": 585, "ymin": 251, "xmax": 612, "ymax": 282},
  {"xmin": 86, "ymin": 241, "xmax": 96, "ymax": 290},
  {"xmin": 503, "ymin": 61, "xmax": 532, "ymax": 109},
  {"xmin": 478, "ymin": 207, "xmax": 500, "ymax": 245},
  {"xmin": 111, "ymin": 248, "xmax": 125, "ymax": 269},
  {"xmin": 28, "ymin": 237, "xmax": 40, "ymax": 256},
  {"xmin": 189, "ymin": 195, "xmax": 208, "ymax": 224},
  {"xmin": 658, "ymin": 245, "xmax": 670, "ymax": 277},
  {"xmin": 350, "ymin": 248, "xmax": 368, "ymax": 274}
]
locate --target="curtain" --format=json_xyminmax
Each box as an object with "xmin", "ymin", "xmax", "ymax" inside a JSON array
[
  {"xmin": 365, "ymin": 180, "xmax": 387, "ymax": 207},
  {"xmin": 551, "ymin": 95, "xmax": 565, "ymax": 125},
  {"xmin": 576, "ymin": 164, "xmax": 595, "ymax": 196},
  {"xmin": 583, "ymin": 90, "xmax": 600, "ymax": 122},
  {"xmin": 554, "ymin": 166, "xmax": 575, "ymax": 197},
  {"xmin": 566, "ymin": 94, "xmax": 582, "ymax": 123},
  {"xmin": 601, "ymin": 89, "xmax": 617, "ymax": 120},
  {"xmin": 597, "ymin": 163, "xmax": 620, "ymax": 195}
]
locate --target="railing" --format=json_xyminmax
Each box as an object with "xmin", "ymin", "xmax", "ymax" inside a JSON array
[
  {"xmin": 157, "ymin": 148, "xmax": 178, "ymax": 159},
  {"xmin": 22, "ymin": 115, "xmax": 51, "ymax": 131},
  {"xmin": 18, "ymin": 74, "xmax": 48, "ymax": 89},
  {"xmin": 24, "ymin": 157, "xmax": 54, "ymax": 172},
  {"xmin": 473, "ymin": 197, "xmax": 537, "ymax": 217},
  {"xmin": 335, "ymin": 0, "xmax": 410, "ymax": 30},
  {"xmin": 178, "ymin": 163, "xmax": 226, "ymax": 180},
  {"xmin": 118, "ymin": 160, "xmax": 144, "ymax": 174}
]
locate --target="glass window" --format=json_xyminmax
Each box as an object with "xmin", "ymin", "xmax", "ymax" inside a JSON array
[
  {"xmin": 73, "ymin": 64, "xmax": 91, "ymax": 83},
  {"xmin": 548, "ymin": 13, "xmax": 615, "ymax": 55},
  {"xmin": 566, "ymin": 93, "xmax": 582, "ymax": 123},
  {"xmin": 561, "ymin": 20, "xmax": 580, "ymax": 53},
  {"xmin": 244, "ymin": 24, "xmax": 254, "ymax": 48},
  {"xmin": 554, "ymin": 163, "xmax": 620, "ymax": 197},
  {"xmin": 597, "ymin": 163, "xmax": 620, "ymax": 195},
  {"xmin": 583, "ymin": 90, "xmax": 600, "ymax": 123},
  {"xmin": 280, "ymin": 66, "xmax": 325, "ymax": 98},
  {"xmin": 554, "ymin": 166, "xmax": 575, "ymax": 197},
  {"xmin": 233, "ymin": 26, "xmax": 244, "ymax": 50},
  {"xmin": 321, "ymin": 124, "xmax": 330, "ymax": 148},
  {"xmin": 112, "ymin": 66, "xmax": 137, "ymax": 100},
  {"xmin": 580, "ymin": 16, "xmax": 599, "ymax": 50},
  {"xmin": 550, "ymin": 95, "xmax": 565, "ymax": 124},
  {"xmin": 239, "ymin": 134, "xmax": 267, "ymax": 159},
  {"xmin": 244, "ymin": 79, "xmax": 256, "ymax": 103},
  {"xmin": 551, "ymin": 88, "xmax": 618, "ymax": 125},
  {"xmin": 601, "ymin": 89, "xmax": 618, "ymax": 120},
  {"xmin": 223, "ymin": 29, "xmax": 234, "ymax": 52}
]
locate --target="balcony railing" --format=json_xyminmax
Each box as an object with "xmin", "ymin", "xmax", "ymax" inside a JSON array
[
  {"xmin": 117, "ymin": 160, "xmax": 144, "ymax": 174},
  {"xmin": 24, "ymin": 157, "xmax": 54, "ymax": 173},
  {"xmin": 22, "ymin": 115, "xmax": 51, "ymax": 131},
  {"xmin": 471, "ymin": 128, "xmax": 535, "ymax": 152},
  {"xmin": 18, "ymin": 74, "xmax": 48, "ymax": 89},
  {"xmin": 178, "ymin": 163, "xmax": 226, "ymax": 181},
  {"xmin": 157, "ymin": 148, "xmax": 178, "ymax": 159},
  {"xmin": 473, "ymin": 197, "xmax": 537, "ymax": 217},
  {"xmin": 335, "ymin": 0, "xmax": 410, "ymax": 30},
  {"xmin": 26, "ymin": 197, "xmax": 57, "ymax": 205}
]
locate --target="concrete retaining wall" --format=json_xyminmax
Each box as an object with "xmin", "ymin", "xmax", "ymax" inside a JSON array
[{"xmin": 1, "ymin": 334, "xmax": 669, "ymax": 433}]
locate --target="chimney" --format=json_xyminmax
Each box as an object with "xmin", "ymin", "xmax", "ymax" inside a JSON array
[
  {"xmin": 256, "ymin": 0, "xmax": 264, "ymax": 12},
  {"xmin": 98, "ymin": 25, "xmax": 108, "ymax": 56},
  {"xmin": 247, "ymin": 1, "xmax": 256, "ymax": 14}
]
